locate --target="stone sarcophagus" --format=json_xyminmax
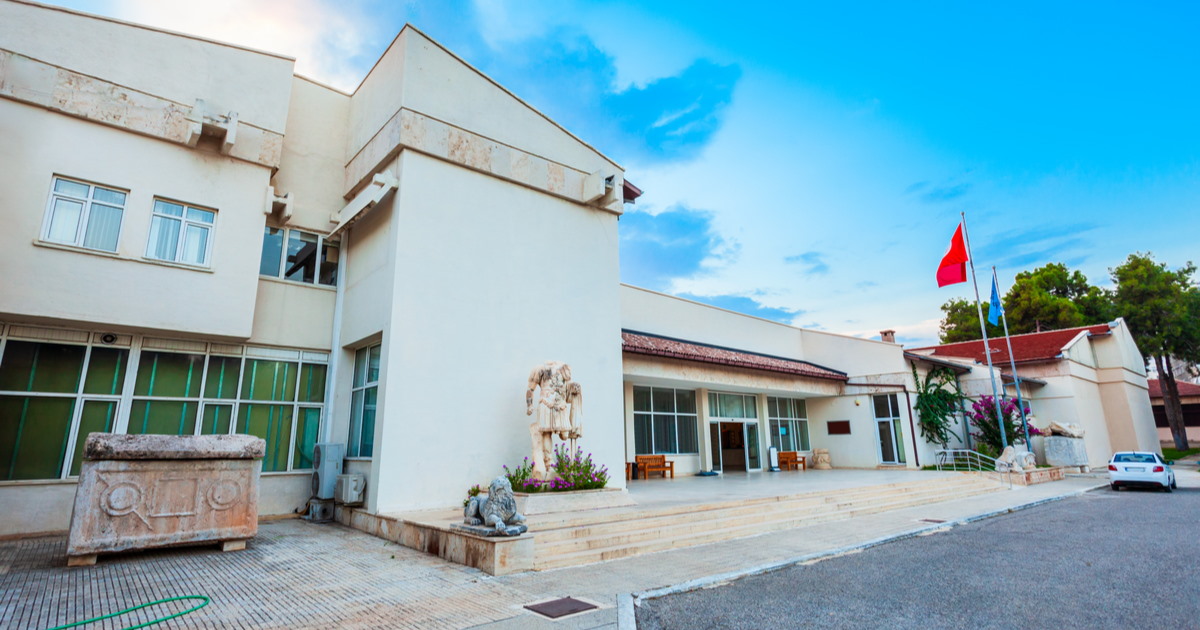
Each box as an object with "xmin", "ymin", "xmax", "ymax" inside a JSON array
[{"xmin": 67, "ymin": 433, "xmax": 265, "ymax": 566}]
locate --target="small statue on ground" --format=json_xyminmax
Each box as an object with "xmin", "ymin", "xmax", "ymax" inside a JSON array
[
  {"xmin": 812, "ymin": 448, "xmax": 832, "ymax": 470},
  {"xmin": 463, "ymin": 477, "xmax": 527, "ymax": 536},
  {"xmin": 995, "ymin": 446, "xmax": 1037, "ymax": 472},
  {"xmin": 525, "ymin": 361, "xmax": 583, "ymax": 478}
]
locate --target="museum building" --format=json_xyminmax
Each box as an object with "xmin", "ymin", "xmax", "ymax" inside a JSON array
[{"xmin": 0, "ymin": 0, "xmax": 1160, "ymax": 538}]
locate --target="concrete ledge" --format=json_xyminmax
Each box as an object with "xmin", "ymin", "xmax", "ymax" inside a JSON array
[
  {"xmin": 985, "ymin": 467, "xmax": 1067, "ymax": 486},
  {"xmin": 335, "ymin": 506, "xmax": 533, "ymax": 576},
  {"xmin": 515, "ymin": 488, "xmax": 636, "ymax": 515}
]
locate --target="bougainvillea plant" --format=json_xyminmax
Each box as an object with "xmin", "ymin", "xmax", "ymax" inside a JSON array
[
  {"xmin": 966, "ymin": 395, "xmax": 1031, "ymax": 453},
  {"xmin": 911, "ymin": 364, "xmax": 964, "ymax": 448}
]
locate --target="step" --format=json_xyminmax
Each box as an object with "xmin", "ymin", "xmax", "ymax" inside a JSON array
[
  {"xmin": 532, "ymin": 478, "xmax": 995, "ymax": 548},
  {"xmin": 532, "ymin": 478, "xmax": 1004, "ymax": 569}
]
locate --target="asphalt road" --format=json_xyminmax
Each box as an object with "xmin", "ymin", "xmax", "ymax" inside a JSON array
[{"xmin": 637, "ymin": 486, "xmax": 1200, "ymax": 630}]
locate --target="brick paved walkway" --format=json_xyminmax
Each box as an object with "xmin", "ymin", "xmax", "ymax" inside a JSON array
[{"xmin": 0, "ymin": 475, "xmax": 1115, "ymax": 630}]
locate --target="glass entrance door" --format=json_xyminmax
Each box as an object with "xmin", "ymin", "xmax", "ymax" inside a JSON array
[
  {"xmin": 710, "ymin": 421, "xmax": 763, "ymax": 472},
  {"xmin": 877, "ymin": 419, "xmax": 898, "ymax": 464},
  {"xmin": 873, "ymin": 394, "xmax": 906, "ymax": 465},
  {"xmin": 744, "ymin": 422, "xmax": 762, "ymax": 471},
  {"xmin": 709, "ymin": 423, "xmax": 722, "ymax": 472}
]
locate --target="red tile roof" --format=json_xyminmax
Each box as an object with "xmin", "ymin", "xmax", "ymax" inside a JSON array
[
  {"xmin": 621, "ymin": 330, "xmax": 848, "ymax": 381},
  {"xmin": 909, "ymin": 324, "xmax": 1111, "ymax": 365},
  {"xmin": 1148, "ymin": 379, "xmax": 1200, "ymax": 398}
]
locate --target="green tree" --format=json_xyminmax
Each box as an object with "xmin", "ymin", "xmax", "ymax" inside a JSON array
[
  {"xmin": 1111, "ymin": 253, "xmax": 1200, "ymax": 450},
  {"xmin": 938, "ymin": 263, "xmax": 1113, "ymax": 343},
  {"xmin": 938, "ymin": 298, "xmax": 1002, "ymax": 343}
]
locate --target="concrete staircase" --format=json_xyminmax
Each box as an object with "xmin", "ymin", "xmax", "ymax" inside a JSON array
[{"xmin": 530, "ymin": 474, "xmax": 1003, "ymax": 570}]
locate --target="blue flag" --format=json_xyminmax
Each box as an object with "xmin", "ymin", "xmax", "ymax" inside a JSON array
[{"xmin": 988, "ymin": 276, "xmax": 1003, "ymax": 326}]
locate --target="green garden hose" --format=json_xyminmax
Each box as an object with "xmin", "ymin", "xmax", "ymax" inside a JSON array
[{"xmin": 47, "ymin": 595, "xmax": 210, "ymax": 630}]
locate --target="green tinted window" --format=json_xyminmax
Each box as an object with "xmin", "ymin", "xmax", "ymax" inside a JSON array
[
  {"xmin": 134, "ymin": 351, "xmax": 203, "ymax": 397},
  {"xmin": 203, "ymin": 356, "xmax": 241, "ymax": 399},
  {"xmin": 127, "ymin": 400, "xmax": 198, "ymax": 435},
  {"xmin": 0, "ymin": 395, "xmax": 75, "ymax": 480},
  {"xmin": 200, "ymin": 404, "xmax": 233, "ymax": 435},
  {"xmin": 0, "ymin": 341, "xmax": 85, "ymax": 393},
  {"xmin": 240, "ymin": 360, "xmax": 297, "ymax": 402},
  {"xmin": 298, "ymin": 364, "xmax": 326, "ymax": 403},
  {"xmin": 237, "ymin": 403, "xmax": 293, "ymax": 472},
  {"xmin": 70, "ymin": 400, "xmax": 118, "ymax": 475},
  {"xmin": 293, "ymin": 408, "xmax": 321, "ymax": 469},
  {"xmin": 83, "ymin": 347, "xmax": 128, "ymax": 395}
]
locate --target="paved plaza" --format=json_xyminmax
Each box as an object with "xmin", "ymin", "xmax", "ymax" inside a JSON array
[{"xmin": 0, "ymin": 471, "xmax": 1120, "ymax": 629}]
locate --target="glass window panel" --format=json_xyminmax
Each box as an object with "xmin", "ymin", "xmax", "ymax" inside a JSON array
[
  {"xmin": 719, "ymin": 394, "xmax": 743, "ymax": 418},
  {"xmin": 797, "ymin": 420, "xmax": 811, "ymax": 451},
  {"xmin": 353, "ymin": 347, "xmax": 368, "ymax": 388},
  {"xmin": 240, "ymin": 359, "xmax": 297, "ymax": 401},
  {"xmin": 83, "ymin": 347, "xmax": 128, "ymax": 395},
  {"xmin": 708, "ymin": 392, "xmax": 720, "ymax": 417},
  {"xmin": 768, "ymin": 397, "xmax": 779, "ymax": 418},
  {"xmin": 367, "ymin": 345, "xmax": 380, "ymax": 383},
  {"xmin": 127, "ymin": 400, "xmax": 198, "ymax": 436},
  {"xmin": 200, "ymin": 404, "xmax": 233, "ymax": 435},
  {"xmin": 180, "ymin": 225, "xmax": 208, "ymax": 265},
  {"xmin": 349, "ymin": 389, "xmax": 365, "ymax": 456},
  {"xmin": 652, "ymin": 388, "xmax": 675, "ymax": 413},
  {"xmin": 770, "ymin": 419, "xmax": 782, "ymax": 450},
  {"xmin": 70, "ymin": 400, "xmax": 118, "ymax": 476},
  {"xmin": 299, "ymin": 364, "xmax": 327, "ymax": 403},
  {"xmin": 203, "ymin": 356, "xmax": 241, "ymax": 399},
  {"xmin": 677, "ymin": 415, "xmax": 698, "ymax": 453},
  {"xmin": 82, "ymin": 203, "xmax": 122, "ymax": 251},
  {"xmin": 260, "ymin": 227, "xmax": 284, "ymax": 276},
  {"xmin": 146, "ymin": 215, "xmax": 181, "ymax": 260},
  {"xmin": 47, "ymin": 198, "xmax": 83, "ymax": 243},
  {"xmin": 873, "ymin": 395, "xmax": 891, "ymax": 419},
  {"xmin": 237, "ymin": 403, "xmax": 293, "ymax": 472},
  {"xmin": 285, "ymin": 230, "xmax": 318, "ymax": 283},
  {"xmin": 93, "ymin": 187, "xmax": 126, "ymax": 205},
  {"xmin": 745, "ymin": 396, "xmax": 757, "ymax": 418},
  {"xmin": 675, "ymin": 390, "xmax": 696, "ymax": 414},
  {"xmin": 319, "ymin": 241, "xmax": 339, "ymax": 286},
  {"xmin": 0, "ymin": 341, "xmax": 85, "ymax": 393},
  {"xmin": 293, "ymin": 408, "xmax": 321, "ymax": 470},
  {"xmin": 796, "ymin": 399, "xmax": 808, "ymax": 418},
  {"xmin": 893, "ymin": 419, "xmax": 906, "ymax": 464},
  {"xmin": 359, "ymin": 386, "xmax": 377, "ymax": 458},
  {"xmin": 186, "ymin": 207, "xmax": 215, "ymax": 223},
  {"xmin": 652, "ymin": 416, "xmax": 677, "ymax": 454},
  {"xmin": 746, "ymin": 425, "xmax": 761, "ymax": 468},
  {"xmin": 0, "ymin": 395, "xmax": 75, "ymax": 480},
  {"xmin": 634, "ymin": 413, "xmax": 653, "ymax": 455},
  {"xmin": 134, "ymin": 351, "xmax": 203, "ymax": 397},
  {"xmin": 54, "ymin": 178, "xmax": 90, "ymax": 198},
  {"xmin": 154, "ymin": 200, "xmax": 184, "ymax": 217},
  {"xmin": 633, "ymin": 386, "xmax": 652, "ymax": 412}
]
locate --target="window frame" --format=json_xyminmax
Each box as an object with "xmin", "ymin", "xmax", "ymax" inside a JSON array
[
  {"xmin": 41, "ymin": 175, "xmax": 128, "ymax": 252},
  {"xmin": 145, "ymin": 197, "xmax": 217, "ymax": 267},
  {"xmin": 0, "ymin": 331, "xmax": 327, "ymax": 481},
  {"xmin": 632, "ymin": 386, "xmax": 699, "ymax": 455},
  {"xmin": 347, "ymin": 343, "xmax": 381, "ymax": 459},
  {"xmin": 259, "ymin": 226, "xmax": 339, "ymax": 287}
]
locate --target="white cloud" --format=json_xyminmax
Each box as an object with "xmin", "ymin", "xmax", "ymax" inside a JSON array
[{"xmin": 109, "ymin": 0, "xmax": 376, "ymax": 91}]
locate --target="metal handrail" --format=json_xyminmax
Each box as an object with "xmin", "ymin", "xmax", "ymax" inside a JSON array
[{"xmin": 934, "ymin": 449, "xmax": 1012, "ymax": 489}]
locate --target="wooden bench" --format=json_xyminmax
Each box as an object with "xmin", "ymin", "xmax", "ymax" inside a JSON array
[
  {"xmin": 635, "ymin": 454, "xmax": 674, "ymax": 479},
  {"xmin": 779, "ymin": 451, "xmax": 807, "ymax": 471}
]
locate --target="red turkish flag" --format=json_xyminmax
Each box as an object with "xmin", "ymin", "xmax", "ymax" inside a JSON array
[{"xmin": 937, "ymin": 223, "xmax": 969, "ymax": 287}]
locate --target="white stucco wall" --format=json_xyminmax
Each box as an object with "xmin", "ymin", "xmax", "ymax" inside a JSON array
[
  {"xmin": 361, "ymin": 151, "xmax": 624, "ymax": 514},
  {"xmin": 0, "ymin": 99, "xmax": 269, "ymax": 339}
]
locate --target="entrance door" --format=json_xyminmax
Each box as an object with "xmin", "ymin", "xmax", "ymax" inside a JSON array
[
  {"xmin": 709, "ymin": 423, "xmax": 722, "ymax": 472},
  {"xmin": 877, "ymin": 419, "xmax": 899, "ymax": 464},
  {"xmin": 711, "ymin": 422, "xmax": 763, "ymax": 472}
]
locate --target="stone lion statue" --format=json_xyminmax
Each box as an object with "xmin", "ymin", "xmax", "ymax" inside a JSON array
[{"xmin": 463, "ymin": 476, "xmax": 527, "ymax": 536}]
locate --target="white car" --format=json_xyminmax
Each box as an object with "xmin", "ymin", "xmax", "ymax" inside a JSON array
[{"xmin": 1108, "ymin": 451, "xmax": 1176, "ymax": 492}]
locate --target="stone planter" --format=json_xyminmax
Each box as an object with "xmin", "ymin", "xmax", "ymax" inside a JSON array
[
  {"xmin": 66, "ymin": 433, "xmax": 265, "ymax": 566},
  {"xmin": 985, "ymin": 466, "xmax": 1066, "ymax": 486},
  {"xmin": 513, "ymin": 487, "xmax": 635, "ymax": 515}
]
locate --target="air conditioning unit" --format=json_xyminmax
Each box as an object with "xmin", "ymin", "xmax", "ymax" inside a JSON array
[
  {"xmin": 312, "ymin": 443, "xmax": 344, "ymax": 500},
  {"xmin": 335, "ymin": 474, "xmax": 366, "ymax": 506}
]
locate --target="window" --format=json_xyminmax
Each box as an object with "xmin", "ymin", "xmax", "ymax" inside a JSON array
[
  {"xmin": 708, "ymin": 392, "xmax": 757, "ymax": 419},
  {"xmin": 146, "ymin": 199, "xmax": 215, "ymax": 266},
  {"xmin": 768, "ymin": 397, "xmax": 810, "ymax": 452},
  {"xmin": 632, "ymin": 386, "xmax": 698, "ymax": 454},
  {"xmin": 260, "ymin": 227, "xmax": 339, "ymax": 286},
  {"xmin": 42, "ymin": 176, "xmax": 127, "ymax": 252},
  {"xmin": 873, "ymin": 394, "xmax": 906, "ymax": 464},
  {"xmin": 348, "ymin": 344, "xmax": 380, "ymax": 457},
  {"xmin": 0, "ymin": 333, "xmax": 326, "ymax": 481}
]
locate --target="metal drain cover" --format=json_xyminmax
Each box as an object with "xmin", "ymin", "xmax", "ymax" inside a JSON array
[
  {"xmin": 919, "ymin": 518, "xmax": 947, "ymax": 523},
  {"xmin": 524, "ymin": 597, "xmax": 598, "ymax": 619}
]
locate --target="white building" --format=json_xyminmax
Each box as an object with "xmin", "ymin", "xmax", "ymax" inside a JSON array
[{"xmin": 0, "ymin": 1, "xmax": 1159, "ymax": 538}]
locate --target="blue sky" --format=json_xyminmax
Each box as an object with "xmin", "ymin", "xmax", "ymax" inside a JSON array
[{"xmin": 50, "ymin": 0, "xmax": 1200, "ymax": 345}]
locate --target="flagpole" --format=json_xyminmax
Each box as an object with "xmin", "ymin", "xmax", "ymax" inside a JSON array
[
  {"xmin": 960, "ymin": 212, "xmax": 1008, "ymax": 448},
  {"xmin": 993, "ymin": 266, "xmax": 1032, "ymax": 448}
]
